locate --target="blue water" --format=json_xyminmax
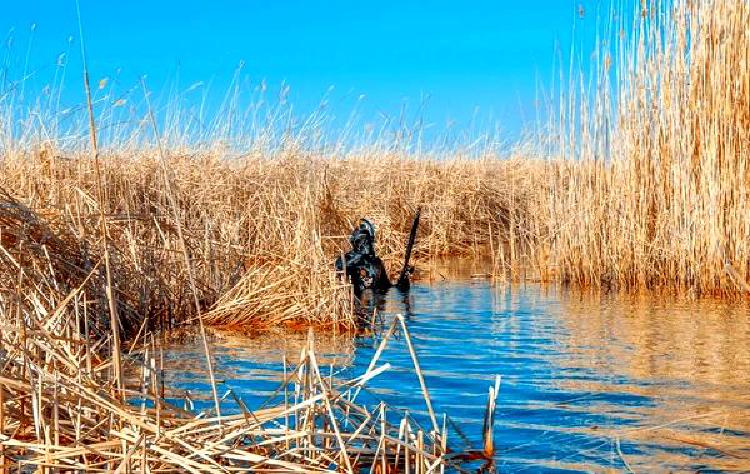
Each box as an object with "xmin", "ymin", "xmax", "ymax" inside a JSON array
[{"xmin": 161, "ymin": 282, "xmax": 750, "ymax": 472}]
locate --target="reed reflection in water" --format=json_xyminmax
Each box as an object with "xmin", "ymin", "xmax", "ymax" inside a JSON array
[{"xmin": 159, "ymin": 282, "xmax": 750, "ymax": 472}]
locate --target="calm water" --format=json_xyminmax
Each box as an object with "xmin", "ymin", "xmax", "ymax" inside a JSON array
[{"xmin": 160, "ymin": 281, "xmax": 750, "ymax": 473}]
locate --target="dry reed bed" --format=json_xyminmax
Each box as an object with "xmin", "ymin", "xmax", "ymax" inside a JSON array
[
  {"xmin": 0, "ymin": 0, "xmax": 748, "ymax": 322},
  {"xmin": 4, "ymin": 0, "xmax": 747, "ymax": 338},
  {"xmin": 533, "ymin": 0, "xmax": 750, "ymax": 295},
  {"xmin": 0, "ymin": 151, "xmax": 534, "ymax": 330}
]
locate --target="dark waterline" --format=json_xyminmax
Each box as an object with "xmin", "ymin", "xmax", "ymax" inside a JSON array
[{"xmin": 160, "ymin": 282, "xmax": 750, "ymax": 472}]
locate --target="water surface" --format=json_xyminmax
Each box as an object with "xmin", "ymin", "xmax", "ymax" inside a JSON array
[{"xmin": 161, "ymin": 281, "xmax": 750, "ymax": 472}]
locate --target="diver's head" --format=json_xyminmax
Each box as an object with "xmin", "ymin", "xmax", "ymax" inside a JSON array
[{"xmin": 349, "ymin": 219, "xmax": 376, "ymax": 256}]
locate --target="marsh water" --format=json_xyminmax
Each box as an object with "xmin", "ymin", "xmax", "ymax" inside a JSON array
[{"xmin": 161, "ymin": 277, "xmax": 750, "ymax": 472}]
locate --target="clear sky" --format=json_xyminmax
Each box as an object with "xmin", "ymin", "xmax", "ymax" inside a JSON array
[{"xmin": 1, "ymin": 1, "xmax": 606, "ymax": 143}]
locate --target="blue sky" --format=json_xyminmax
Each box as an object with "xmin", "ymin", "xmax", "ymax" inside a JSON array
[{"xmin": 1, "ymin": 1, "xmax": 606, "ymax": 143}]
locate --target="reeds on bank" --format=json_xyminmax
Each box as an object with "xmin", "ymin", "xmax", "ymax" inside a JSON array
[
  {"xmin": 3, "ymin": 0, "xmax": 748, "ymax": 319},
  {"xmin": 1, "ymin": 150, "xmax": 534, "ymax": 331},
  {"xmin": 533, "ymin": 0, "xmax": 750, "ymax": 295}
]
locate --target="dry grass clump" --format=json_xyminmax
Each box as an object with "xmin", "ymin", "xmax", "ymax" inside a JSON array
[
  {"xmin": 527, "ymin": 0, "xmax": 750, "ymax": 296},
  {"xmin": 318, "ymin": 156, "xmax": 536, "ymax": 262},
  {"xmin": 0, "ymin": 187, "xmax": 145, "ymax": 336}
]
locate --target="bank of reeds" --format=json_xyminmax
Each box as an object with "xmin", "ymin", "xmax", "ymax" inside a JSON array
[
  {"xmin": 0, "ymin": 0, "xmax": 748, "ymax": 334},
  {"xmin": 530, "ymin": 0, "xmax": 750, "ymax": 295},
  {"xmin": 1, "ymin": 150, "xmax": 535, "ymax": 331}
]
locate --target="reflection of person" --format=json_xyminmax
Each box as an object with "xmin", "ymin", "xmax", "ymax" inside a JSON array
[
  {"xmin": 358, "ymin": 290, "xmax": 387, "ymax": 316},
  {"xmin": 399, "ymin": 288, "xmax": 414, "ymax": 319}
]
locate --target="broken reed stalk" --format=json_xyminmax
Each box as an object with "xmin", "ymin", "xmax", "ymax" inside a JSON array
[
  {"xmin": 440, "ymin": 414, "xmax": 448, "ymax": 474},
  {"xmin": 481, "ymin": 375, "xmax": 500, "ymax": 458},
  {"xmin": 351, "ymin": 317, "xmax": 399, "ymax": 403},
  {"xmin": 75, "ymin": 0, "xmax": 123, "ymax": 399},
  {"xmin": 398, "ymin": 314, "xmax": 440, "ymax": 436},
  {"xmin": 0, "ymin": 384, "xmax": 4, "ymax": 472},
  {"xmin": 141, "ymin": 76, "xmax": 223, "ymax": 425}
]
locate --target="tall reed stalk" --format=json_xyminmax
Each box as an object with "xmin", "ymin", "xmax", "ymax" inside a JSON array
[{"xmin": 76, "ymin": 0, "xmax": 123, "ymax": 397}]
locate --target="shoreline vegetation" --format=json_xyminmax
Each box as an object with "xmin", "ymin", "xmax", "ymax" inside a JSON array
[{"xmin": 1, "ymin": 0, "xmax": 749, "ymax": 471}]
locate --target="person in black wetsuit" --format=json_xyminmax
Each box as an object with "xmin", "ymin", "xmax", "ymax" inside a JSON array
[
  {"xmin": 335, "ymin": 219, "xmax": 392, "ymax": 295},
  {"xmin": 335, "ymin": 215, "xmax": 418, "ymax": 296}
]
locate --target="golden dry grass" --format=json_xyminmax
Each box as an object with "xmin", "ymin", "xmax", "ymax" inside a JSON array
[
  {"xmin": 531, "ymin": 0, "xmax": 750, "ymax": 295},
  {"xmin": 1, "ymin": 0, "xmax": 748, "ymax": 334},
  {"xmin": 1, "ymin": 150, "xmax": 537, "ymax": 331},
  {"xmin": 2, "ymin": 0, "xmax": 749, "ymax": 336}
]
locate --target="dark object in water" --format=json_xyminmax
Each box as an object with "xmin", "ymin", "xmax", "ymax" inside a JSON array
[
  {"xmin": 396, "ymin": 207, "xmax": 421, "ymax": 289},
  {"xmin": 335, "ymin": 218, "xmax": 391, "ymax": 294},
  {"xmin": 335, "ymin": 208, "xmax": 421, "ymax": 295}
]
